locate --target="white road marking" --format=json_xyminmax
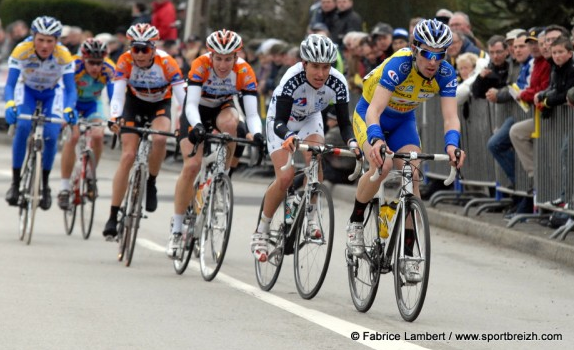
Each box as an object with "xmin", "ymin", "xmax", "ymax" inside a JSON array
[{"xmin": 138, "ymin": 238, "xmax": 431, "ymax": 350}]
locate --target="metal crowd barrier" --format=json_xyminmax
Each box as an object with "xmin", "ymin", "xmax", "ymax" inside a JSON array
[{"xmin": 417, "ymin": 96, "xmax": 574, "ymax": 237}]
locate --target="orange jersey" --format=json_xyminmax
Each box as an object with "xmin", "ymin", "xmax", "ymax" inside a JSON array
[
  {"xmin": 187, "ymin": 53, "xmax": 258, "ymax": 108},
  {"xmin": 114, "ymin": 49, "xmax": 184, "ymax": 102}
]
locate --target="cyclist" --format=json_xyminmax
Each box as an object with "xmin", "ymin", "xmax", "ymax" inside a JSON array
[
  {"xmin": 345, "ymin": 19, "xmax": 466, "ymax": 281},
  {"xmin": 4, "ymin": 16, "xmax": 77, "ymax": 210},
  {"xmin": 166, "ymin": 29, "xmax": 264, "ymax": 258},
  {"xmin": 102, "ymin": 23, "xmax": 185, "ymax": 239},
  {"xmin": 58, "ymin": 38, "xmax": 116, "ymax": 209},
  {"xmin": 251, "ymin": 34, "xmax": 359, "ymax": 263}
]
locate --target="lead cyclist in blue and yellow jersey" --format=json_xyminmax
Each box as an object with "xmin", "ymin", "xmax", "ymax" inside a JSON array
[
  {"xmin": 57, "ymin": 38, "xmax": 115, "ymax": 210},
  {"xmin": 3, "ymin": 16, "xmax": 77, "ymax": 211},
  {"xmin": 346, "ymin": 19, "xmax": 467, "ymax": 266}
]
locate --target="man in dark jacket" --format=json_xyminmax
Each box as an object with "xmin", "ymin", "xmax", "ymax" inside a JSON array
[
  {"xmin": 472, "ymin": 35, "xmax": 513, "ymax": 98},
  {"xmin": 331, "ymin": 0, "xmax": 362, "ymax": 46}
]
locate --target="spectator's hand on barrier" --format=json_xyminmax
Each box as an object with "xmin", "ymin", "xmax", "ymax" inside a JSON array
[
  {"xmin": 281, "ymin": 133, "xmax": 299, "ymax": 152},
  {"xmin": 188, "ymin": 123, "xmax": 206, "ymax": 145},
  {"xmin": 447, "ymin": 145, "xmax": 465, "ymax": 168},
  {"xmin": 5, "ymin": 100, "xmax": 18, "ymax": 125},
  {"xmin": 485, "ymin": 88, "xmax": 498, "ymax": 102},
  {"xmin": 108, "ymin": 117, "xmax": 122, "ymax": 134},
  {"xmin": 63, "ymin": 107, "xmax": 77, "ymax": 125}
]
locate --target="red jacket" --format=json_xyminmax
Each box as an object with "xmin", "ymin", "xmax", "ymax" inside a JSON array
[
  {"xmin": 520, "ymin": 55, "xmax": 551, "ymax": 103},
  {"xmin": 152, "ymin": 0, "xmax": 178, "ymax": 40}
]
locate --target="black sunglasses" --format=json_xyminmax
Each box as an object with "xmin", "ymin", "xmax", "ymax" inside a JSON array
[
  {"xmin": 86, "ymin": 60, "xmax": 103, "ymax": 66},
  {"xmin": 131, "ymin": 45, "xmax": 153, "ymax": 54}
]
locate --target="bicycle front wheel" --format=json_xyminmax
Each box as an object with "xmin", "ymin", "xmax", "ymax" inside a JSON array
[
  {"xmin": 347, "ymin": 199, "xmax": 381, "ymax": 312},
  {"xmin": 393, "ymin": 196, "xmax": 431, "ymax": 322},
  {"xmin": 123, "ymin": 166, "xmax": 146, "ymax": 267},
  {"xmin": 254, "ymin": 190, "xmax": 286, "ymax": 291},
  {"xmin": 173, "ymin": 204, "xmax": 197, "ymax": 275},
  {"xmin": 294, "ymin": 183, "xmax": 334, "ymax": 300},
  {"xmin": 200, "ymin": 174, "xmax": 233, "ymax": 281},
  {"xmin": 18, "ymin": 152, "xmax": 34, "ymax": 241},
  {"xmin": 23, "ymin": 152, "xmax": 42, "ymax": 245},
  {"xmin": 80, "ymin": 150, "xmax": 97, "ymax": 239}
]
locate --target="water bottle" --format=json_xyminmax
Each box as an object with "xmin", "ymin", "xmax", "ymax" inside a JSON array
[
  {"xmin": 285, "ymin": 193, "xmax": 301, "ymax": 224},
  {"xmin": 378, "ymin": 200, "xmax": 397, "ymax": 238}
]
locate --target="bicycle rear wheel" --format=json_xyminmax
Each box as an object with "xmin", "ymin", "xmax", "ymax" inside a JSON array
[
  {"xmin": 200, "ymin": 174, "xmax": 233, "ymax": 281},
  {"xmin": 347, "ymin": 199, "xmax": 382, "ymax": 312},
  {"xmin": 22, "ymin": 152, "xmax": 41, "ymax": 245},
  {"xmin": 294, "ymin": 183, "xmax": 334, "ymax": 300},
  {"xmin": 63, "ymin": 173, "xmax": 79, "ymax": 236},
  {"xmin": 173, "ymin": 204, "xmax": 197, "ymax": 275},
  {"xmin": 80, "ymin": 150, "xmax": 97, "ymax": 239},
  {"xmin": 254, "ymin": 190, "xmax": 286, "ymax": 291},
  {"xmin": 393, "ymin": 196, "xmax": 430, "ymax": 322},
  {"xmin": 123, "ymin": 166, "xmax": 145, "ymax": 267}
]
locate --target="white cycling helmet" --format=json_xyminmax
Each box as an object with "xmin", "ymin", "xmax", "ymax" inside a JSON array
[
  {"xmin": 206, "ymin": 29, "xmax": 243, "ymax": 55},
  {"xmin": 126, "ymin": 23, "xmax": 160, "ymax": 43},
  {"xmin": 300, "ymin": 34, "xmax": 338, "ymax": 63},
  {"xmin": 31, "ymin": 16, "xmax": 63, "ymax": 37},
  {"xmin": 413, "ymin": 19, "xmax": 453, "ymax": 49}
]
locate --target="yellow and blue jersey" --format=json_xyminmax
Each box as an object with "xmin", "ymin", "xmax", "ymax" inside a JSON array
[{"xmin": 357, "ymin": 48, "xmax": 457, "ymax": 119}]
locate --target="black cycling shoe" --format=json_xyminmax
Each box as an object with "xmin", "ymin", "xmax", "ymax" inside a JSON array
[
  {"xmin": 146, "ymin": 182, "xmax": 158, "ymax": 212},
  {"xmin": 58, "ymin": 190, "xmax": 71, "ymax": 210},
  {"xmin": 39, "ymin": 187, "xmax": 52, "ymax": 210},
  {"xmin": 5, "ymin": 184, "xmax": 19, "ymax": 206},
  {"xmin": 103, "ymin": 219, "xmax": 118, "ymax": 240}
]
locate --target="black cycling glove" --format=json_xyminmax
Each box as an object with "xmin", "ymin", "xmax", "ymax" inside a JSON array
[{"xmin": 188, "ymin": 123, "xmax": 206, "ymax": 144}]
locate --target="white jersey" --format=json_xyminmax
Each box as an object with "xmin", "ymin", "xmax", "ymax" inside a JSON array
[{"xmin": 267, "ymin": 62, "xmax": 349, "ymax": 122}]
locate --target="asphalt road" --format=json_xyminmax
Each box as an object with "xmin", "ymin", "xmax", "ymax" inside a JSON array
[{"xmin": 0, "ymin": 137, "xmax": 573, "ymax": 350}]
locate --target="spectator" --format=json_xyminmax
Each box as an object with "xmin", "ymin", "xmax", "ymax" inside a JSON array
[
  {"xmin": 391, "ymin": 28, "xmax": 409, "ymax": 53},
  {"xmin": 505, "ymin": 28, "xmax": 525, "ymax": 60},
  {"xmin": 308, "ymin": 0, "xmax": 338, "ymax": 36},
  {"xmin": 132, "ymin": 2, "xmax": 152, "ymax": 25},
  {"xmin": 455, "ymin": 52, "xmax": 488, "ymax": 105},
  {"xmin": 151, "ymin": 0, "xmax": 178, "ymax": 41},
  {"xmin": 65, "ymin": 26, "xmax": 83, "ymax": 55},
  {"xmin": 370, "ymin": 22, "xmax": 393, "ymax": 61},
  {"xmin": 0, "ymin": 20, "xmax": 29, "ymax": 62},
  {"xmin": 471, "ymin": 35, "xmax": 514, "ymax": 99},
  {"xmin": 108, "ymin": 26, "xmax": 128, "ymax": 63},
  {"xmin": 486, "ymin": 32, "xmax": 533, "ymax": 189},
  {"xmin": 331, "ymin": 0, "xmax": 363, "ymax": 46},
  {"xmin": 508, "ymin": 27, "xmax": 551, "ymax": 182},
  {"xmin": 309, "ymin": 23, "xmax": 344, "ymax": 73},
  {"xmin": 448, "ymin": 11, "xmax": 484, "ymax": 49},
  {"xmin": 446, "ymin": 30, "xmax": 487, "ymax": 80},
  {"xmin": 408, "ymin": 17, "xmax": 423, "ymax": 38},
  {"xmin": 435, "ymin": 8, "xmax": 453, "ymax": 25}
]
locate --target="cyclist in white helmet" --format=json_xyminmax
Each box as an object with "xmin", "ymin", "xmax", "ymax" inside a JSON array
[
  {"xmin": 103, "ymin": 23, "xmax": 186, "ymax": 240},
  {"xmin": 345, "ymin": 19, "xmax": 466, "ymax": 281},
  {"xmin": 251, "ymin": 34, "xmax": 359, "ymax": 262},
  {"xmin": 4, "ymin": 16, "xmax": 77, "ymax": 211},
  {"xmin": 165, "ymin": 28, "xmax": 265, "ymax": 258}
]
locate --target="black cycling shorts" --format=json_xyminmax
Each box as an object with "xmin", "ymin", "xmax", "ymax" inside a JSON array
[
  {"xmin": 121, "ymin": 90, "xmax": 172, "ymax": 134},
  {"xmin": 179, "ymin": 100, "xmax": 236, "ymax": 141}
]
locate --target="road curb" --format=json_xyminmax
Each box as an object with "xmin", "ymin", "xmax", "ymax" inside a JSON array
[{"xmin": 328, "ymin": 182, "xmax": 574, "ymax": 269}]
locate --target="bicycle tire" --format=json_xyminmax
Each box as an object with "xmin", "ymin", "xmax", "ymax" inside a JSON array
[
  {"xmin": 254, "ymin": 189, "xmax": 286, "ymax": 291},
  {"xmin": 200, "ymin": 174, "xmax": 233, "ymax": 281},
  {"xmin": 123, "ymin": 165, "xmax": 146, "ymax": 267},
  {"xmin": 18, "ymin": 151, "xmax": 34, "ymax": 241},
  {"xmin": 293, "ymin": 183, "xmax": 334, "ymax": 300},
  {"xmin": 80, "ymin": 150, "xmax": 97, "ymax": 239},
  {"xmin": 63, "ymin": 168, "xmax": 79, "ymax": 236},
  {"xmin": 173, "ymin": 204, "xmax": 197, "ymax": 275},
  {"xmin": 117, "ymin": 209, "xmax": 126, "ymax": 262},
  {"xmin": 24, "ymin": 152, "xmax": 42, "ymax": 245},
  {"xmin": 393, "ymin": 196, "xmax": 430, "ymax": 322},
  {"xmin": 347, "ymin": 199, "xmax": 382, "ymax": 312}
]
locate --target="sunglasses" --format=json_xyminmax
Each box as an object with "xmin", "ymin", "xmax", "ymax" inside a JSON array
[
  {"xmin": 131, "ymin": 45, "xmax": 153, "ymax": 54},
  {"xmin": 416, "ymin": 47, "xmax": 446, "ymax": 61},
  {"xmin": 86, "ymin": 60, "xmax": 103, "ymax": 66}
]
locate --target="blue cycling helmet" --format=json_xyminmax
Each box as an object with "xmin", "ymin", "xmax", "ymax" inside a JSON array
[
  {"xmin": 413, "ymin": 19, "xmax": 453, "ymax": 49},
  {"xmin": 31, "ymin": 16, "xmax": 63, "ymax": 37}
]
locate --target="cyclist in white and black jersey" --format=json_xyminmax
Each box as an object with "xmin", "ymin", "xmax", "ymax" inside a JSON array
[{"xmin": 251, "ymin": 34, "xmax": 359, "ymax": 262}]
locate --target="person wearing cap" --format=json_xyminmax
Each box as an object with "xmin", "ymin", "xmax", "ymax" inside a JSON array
[
  {"xmin": 507, "ymin": 27, "xmax": 551, "ymax": 187},
  {"xmin": 370, "ymin": 22, "xmax": 393, "ymax": 61},
  {"xmin": 505, "ymin": 28, "xmax": 525, "ymax": 60},
  {"xmin": 391, "ymin": 28, "xmax": 409, "ymax": 53}
]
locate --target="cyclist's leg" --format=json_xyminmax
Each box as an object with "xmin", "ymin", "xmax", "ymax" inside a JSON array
[
  {"xmin": 39, "ymin": 93, "xmax": 62, "ymax": 210},
  {"xmin": 147, "ymin": 101, "xmax": 172, "ymax": 213},
  {"xmin": 229, "ymin": 120, "xmax": 248, "ymax": 177},
  {"xmin": 83, "ymin": 100, "xmax": 105, "ymax": 165},
  {"xmin": 58, "ymin": 124, "xmax": 79, "ymax": 209},
  {"xmin": 214, "ymin": 103, "xmax": 239, "ymax": 170}
]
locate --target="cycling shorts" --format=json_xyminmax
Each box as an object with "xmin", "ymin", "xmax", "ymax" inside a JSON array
[
  {"xmin": 121, "ymin": 90, "xmax": 172, "ymax": 135},
  {"xmin": 179, "ymin": 101, "xmax": 236, "ymax": 141},
  {"xmin": 266, "ymin": 111, "xmax": 324, "ymax": 155},
  {"xmin": 77, "ymin": 100, "xmax": 106, "ymax": 121},
  {"xmin": 353, "ymin": 98, "xmax": 420, "ymax": 152}
]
